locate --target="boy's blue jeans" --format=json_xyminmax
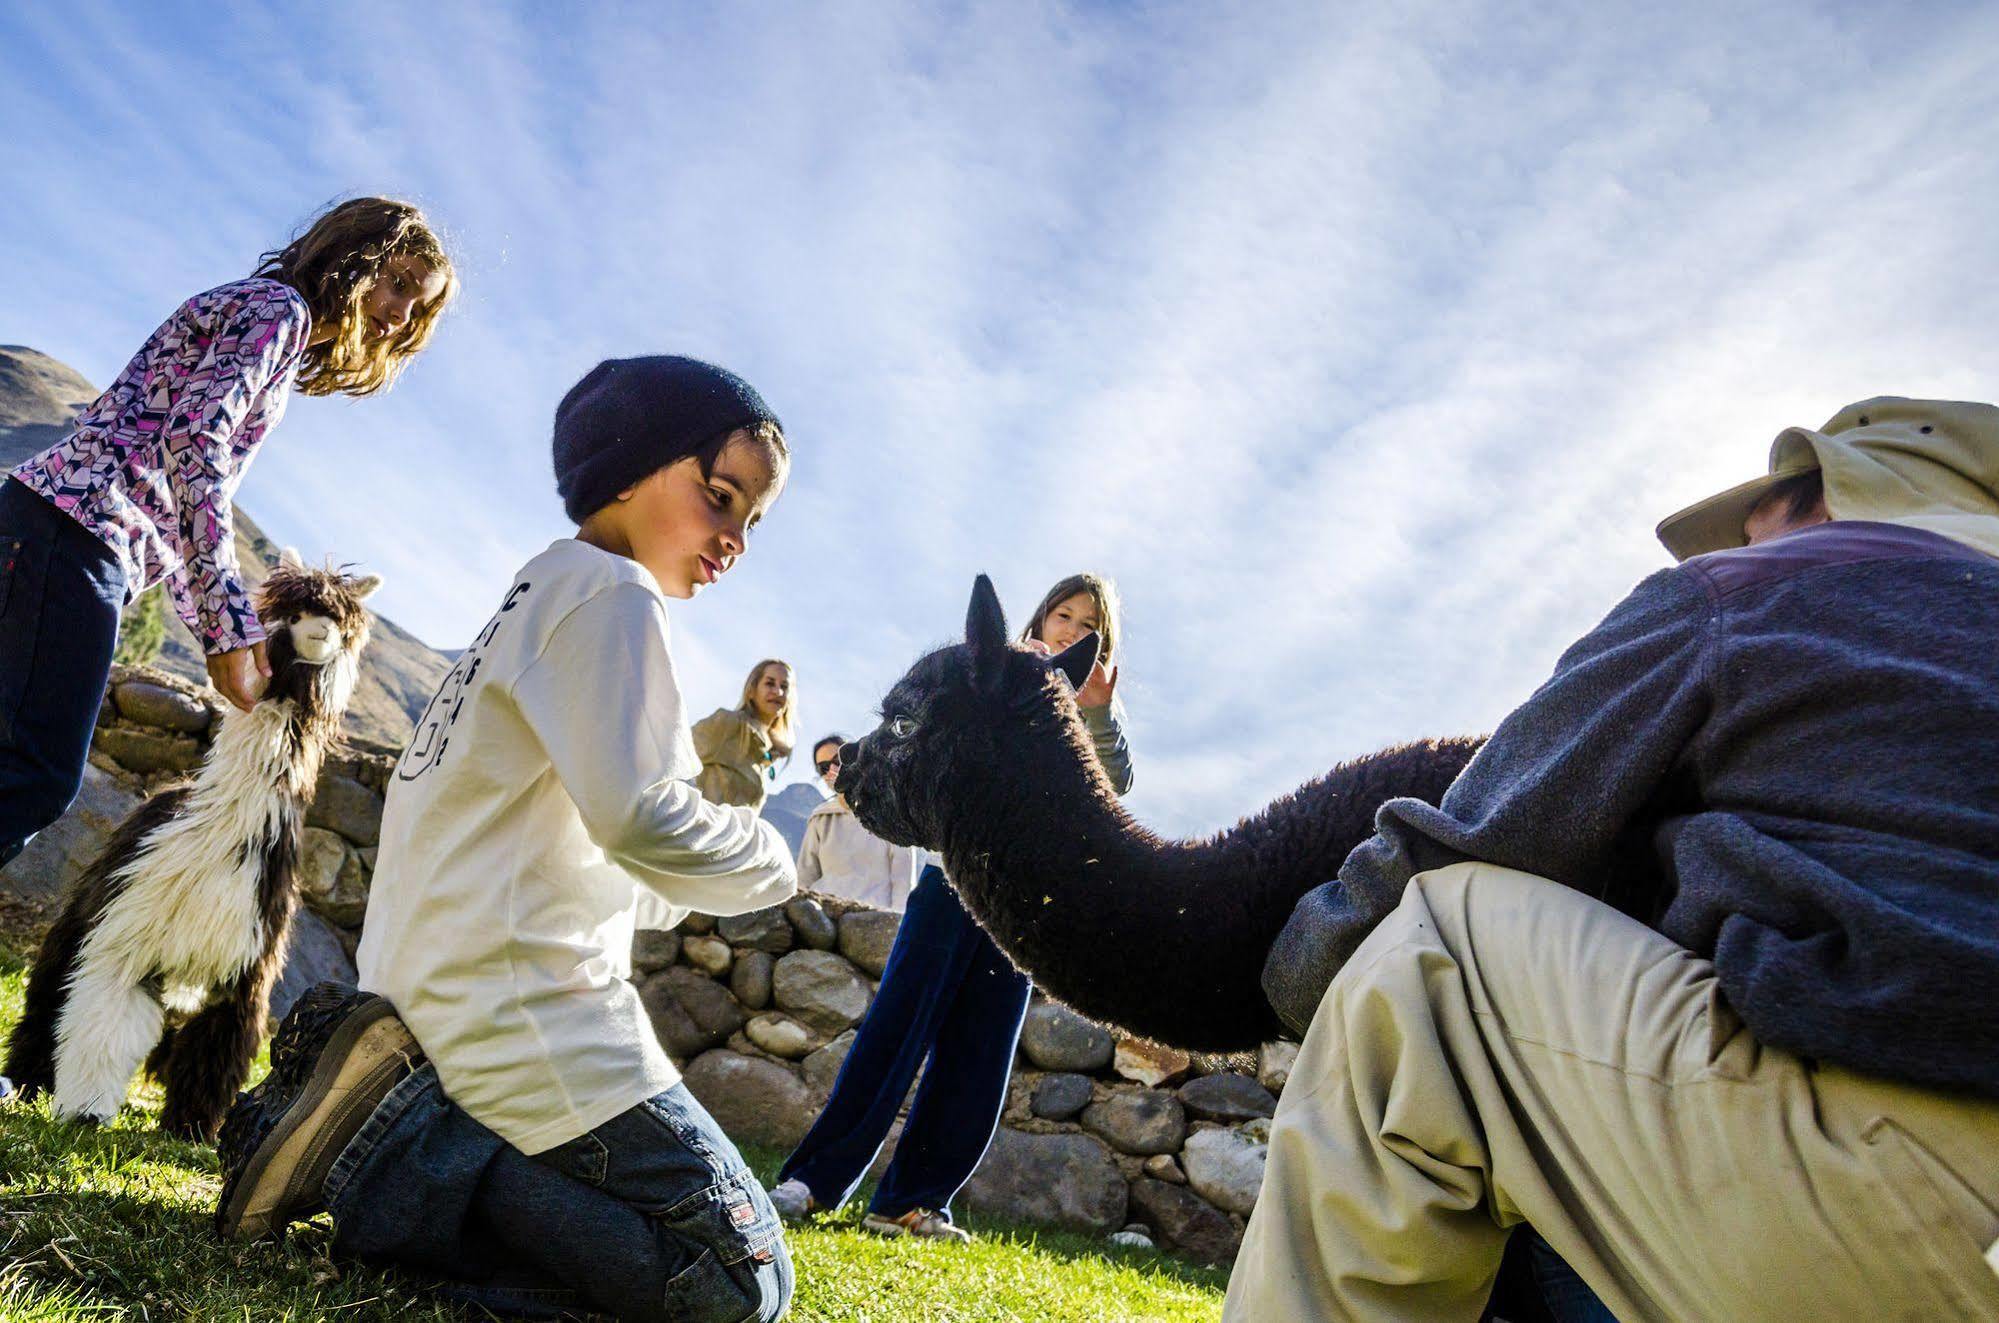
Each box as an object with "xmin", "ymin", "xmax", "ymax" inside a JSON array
[
  {"xmin": 325, "ymin": 1064, "xmax": 791, "ymax": 1322},
  {"xmin": 0, "ymin": 478, "xmax": 125, "ymax": 868}
]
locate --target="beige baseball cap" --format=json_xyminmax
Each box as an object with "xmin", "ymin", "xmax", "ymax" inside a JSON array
[{"xmin": 1656, "ymin": 396, "xmax": 1999, "ymax": 562}]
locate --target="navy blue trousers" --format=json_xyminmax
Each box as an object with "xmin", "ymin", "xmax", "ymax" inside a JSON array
[
  {"xmin": 777, "ymin": 866, "xmax": 1030, "ymax": 1220},
  {"xmin": 0, "ymin": 479, "xmax": 124, "ymax": 868}
]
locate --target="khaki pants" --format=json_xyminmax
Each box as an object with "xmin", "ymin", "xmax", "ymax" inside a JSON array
[{"xmin": 1225, "ymin": 863, "xmax": 1999, "ymax": 1322}]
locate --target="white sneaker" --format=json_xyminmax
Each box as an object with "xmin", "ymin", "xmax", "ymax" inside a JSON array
[{"xmin": 769, "ymin": 1178, "xmax": 816, "ymax": 1223}]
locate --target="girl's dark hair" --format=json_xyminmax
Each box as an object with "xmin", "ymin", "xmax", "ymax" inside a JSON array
[
  {"xmin": 813, "ymin": 734, "xmax": 848, "ymax": 754},
  {"xmin": 1764, "ymin": 467, "xmax": 1827, "ymax": 521},
  {"xmin": 255, "ymin": 196, "xmax": 457, "ymax": 397}
]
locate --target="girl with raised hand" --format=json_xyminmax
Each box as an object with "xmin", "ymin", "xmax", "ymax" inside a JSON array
[
  {"xmin": 770, "ymin": 572, "xmax": 1133, "ymax": 1241},
  {"xmin": 0, "ymin": 196, "xmax": 455, "ymax": 868},
  {"xmin": 693, "ymin": 658, "xmax": 797, "ymax": 810}
]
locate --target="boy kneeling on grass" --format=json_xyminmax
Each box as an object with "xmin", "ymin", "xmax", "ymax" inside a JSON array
[{"xmin": 214, "ymin": 357, "xmax": 799, "ymax": 1322}]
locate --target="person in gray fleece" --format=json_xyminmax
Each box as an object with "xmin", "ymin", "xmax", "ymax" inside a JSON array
[{"xmin": 1232, "ymin": 397, "xmax": 1999, "ymax": 1323}]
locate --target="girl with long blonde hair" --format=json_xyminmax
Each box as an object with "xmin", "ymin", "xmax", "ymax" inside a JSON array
[
  {"xmin": 692, "ymin": 658, "xmax": 797, "ymax": 810},
  {"xmin": 1, "ymin": 196, "xmax": 455, "ymax": 871}
]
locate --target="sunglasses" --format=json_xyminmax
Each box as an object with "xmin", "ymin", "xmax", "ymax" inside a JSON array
[{"xmin": 815, "ymin": 758, "xmax": 841, "ymax": 774}]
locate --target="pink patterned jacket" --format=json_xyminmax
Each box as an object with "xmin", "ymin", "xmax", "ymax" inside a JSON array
[{"xmin": 11, "ymin": 278, "xmax": 312, "ymax": 654}]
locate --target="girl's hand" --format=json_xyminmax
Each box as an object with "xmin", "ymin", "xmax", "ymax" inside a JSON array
[
  {"xmin": 207, "ymin": 640, "xmax": 271, "ymax": 712},
  {"xmin": 1026, "ymin": 637, "xmax": 1119, "ymax": 708},
  {"xmin": 1076, "ymin": 659, "xmax": 1118, "ymax": 709}
]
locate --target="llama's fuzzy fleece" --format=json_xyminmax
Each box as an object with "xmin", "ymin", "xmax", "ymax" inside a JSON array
[
  {"xmin": 837, "ymin": 574, "xmax": 1481, "ymax": 1052},
  {"xmin": 55, "ymin": 662, "xmax": 352, "ymax": 1120},
  {"xmin": 3, "ymin": 551, "xmax": 376, "ymax": 1139}
]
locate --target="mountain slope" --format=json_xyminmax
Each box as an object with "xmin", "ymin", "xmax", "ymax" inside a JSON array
[
  {"xmin": 0, "ymin": 345, "xmax": 448, "ymax": 748},
  {"xmin": 761, "ymin": 779, "xmax": 827, "ymax": 857}
]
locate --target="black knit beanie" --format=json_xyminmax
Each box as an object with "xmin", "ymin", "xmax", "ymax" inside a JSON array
[{"xmin": 552, "ymin": 355, "xmax": 782, "ymax": 523}]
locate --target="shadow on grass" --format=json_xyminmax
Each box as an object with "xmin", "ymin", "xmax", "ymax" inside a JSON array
[
  {"xmin": 0, "ymin": 949, "xmax": 1224, "ymax": 1319},
  {"xmin": 1, "ymin": 1109, "xmax": 1225, "ymax": 1321},
  {"xmin": 0, "ymin": 1064, "xmax": 480, "ymax": 1321},
  {"xmin": 733, "ymin": 1141, "xmax": 1232, "ymax": 1296},
  {"xmin": 0, "ymin": 938, "xmax": 32, "ymax": 980}
]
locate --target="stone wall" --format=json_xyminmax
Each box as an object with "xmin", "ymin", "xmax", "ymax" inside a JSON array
[
  {"xmin": 0, "ymin": 664, "xmax": 1284, "ymax": 1264},
  {"xmin": 643, "ymin": 895, "xmax": 1288, "ymax": 1265}
]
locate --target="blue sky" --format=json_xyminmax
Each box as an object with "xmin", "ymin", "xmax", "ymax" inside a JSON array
[{"xmin": 4, "ymin": 1, "xmax": 1996, "ymax": 834}]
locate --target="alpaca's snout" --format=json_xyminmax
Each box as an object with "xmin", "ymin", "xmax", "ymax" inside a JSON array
[
  {"xmin": 288, "ymin": 615, "xmax": 341, "ymax": 663},
  {"xmin": 835, "ymin": 739, "xmax": 926, "ymax": 847},
  {"xmin": 834, "ymin": 741, "xmax": 865, "ymax": 800}
]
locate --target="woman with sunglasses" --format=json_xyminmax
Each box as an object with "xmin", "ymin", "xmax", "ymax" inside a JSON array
[{"xmin": 793, "ymin": 733, "xmax": 920, "ymax": 912}]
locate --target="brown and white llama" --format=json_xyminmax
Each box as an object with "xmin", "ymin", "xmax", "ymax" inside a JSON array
[{"xmin": 1, "ymin": 549, "xmax": 380, "ymax": 1140}]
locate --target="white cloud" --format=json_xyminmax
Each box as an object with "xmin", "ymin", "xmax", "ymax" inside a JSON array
[{"xmin": 4, "ymin": 0, "xmax": 1995, "ymax": 833}]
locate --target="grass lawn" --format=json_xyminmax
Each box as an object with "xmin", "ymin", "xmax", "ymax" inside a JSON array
[{"xmin": 0, "ymin": 948, "xmax": 1227, "ymax": 1321}]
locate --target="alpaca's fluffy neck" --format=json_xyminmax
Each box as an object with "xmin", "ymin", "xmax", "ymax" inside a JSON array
[
  {"xmin": 204, "ymin": 654, "xmax": 351, "ymax": 806},
  {"xmin": 937, "ymin": 709, "xmax": 1327, "ymax": 1051},
  {"xmin": 204, "ymin": 700, "xmax": 324, "ymax": 806},
  {"xmin": 936, "ymin": 705, "xmax": 1479, "ymax": 1052}
]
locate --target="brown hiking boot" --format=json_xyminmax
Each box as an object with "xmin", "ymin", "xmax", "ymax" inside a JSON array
[{"xmin": 214, "ymin": 984, "xmax": 421, "ymax": 1242}]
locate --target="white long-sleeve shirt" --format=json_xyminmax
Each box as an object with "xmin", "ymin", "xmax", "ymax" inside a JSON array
[{"xmin": 358, "ymin": 538, "xmax": 796, "ymax": 1154}]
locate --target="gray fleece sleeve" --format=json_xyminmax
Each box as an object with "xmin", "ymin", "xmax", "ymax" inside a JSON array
[
  {"xmin": 1081, "ymin": 702, "xmax": 1135, "ymax": 796},
  {"xmin": 1261, "ymin": 567, "xmax": 1716, "ymax": 1037}
]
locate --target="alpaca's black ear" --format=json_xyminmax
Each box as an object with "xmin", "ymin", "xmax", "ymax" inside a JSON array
[
  {"xmin": 1050, "ymin": 631, "xmax": 1100, "ymax": 693},
  {"xmin": 966, "ymin": 575, "xmax": 1008, "ymax": 687}
]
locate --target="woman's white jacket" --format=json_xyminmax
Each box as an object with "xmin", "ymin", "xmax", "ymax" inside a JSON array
[{"xmin": 796, "ymin": 795, "xmax": 920, "ymax": 913}]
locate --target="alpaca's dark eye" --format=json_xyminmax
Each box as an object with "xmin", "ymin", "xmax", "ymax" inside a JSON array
[{"xmin": 887, "ymin": 715, "xmax": 918, "ymax": 739}]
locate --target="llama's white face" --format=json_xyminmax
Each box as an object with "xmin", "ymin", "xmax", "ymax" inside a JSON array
[{"xmin": 287, "ymin": 614, "xmax": 346, "ymax": 665}]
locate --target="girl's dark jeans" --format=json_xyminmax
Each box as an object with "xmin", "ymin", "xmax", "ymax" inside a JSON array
[
  {"xmin": 324, "ymin": 1065, "xmax": 791, "ymax": 1322},
  {"xmin": 777, "ymin": 865, "xmax": 1030, "ymax": 1219},
  {"xmin": 0, "ymin": 478, "xmax": 125, "ymax": 868}
]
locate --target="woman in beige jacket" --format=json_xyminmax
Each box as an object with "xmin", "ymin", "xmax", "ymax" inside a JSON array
[{"xmin": 692, "ymin": 658, "xmax": 795, "ymax": 810}]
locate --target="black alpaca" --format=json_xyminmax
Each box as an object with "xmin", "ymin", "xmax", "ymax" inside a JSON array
[
  {"xmin": 836, "ymin": 575, "xmax": 1482, "ymax": 1053},
  {"xmin": 2, "ymin": 550, "xmax": 379, "ymax": 1140}
]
